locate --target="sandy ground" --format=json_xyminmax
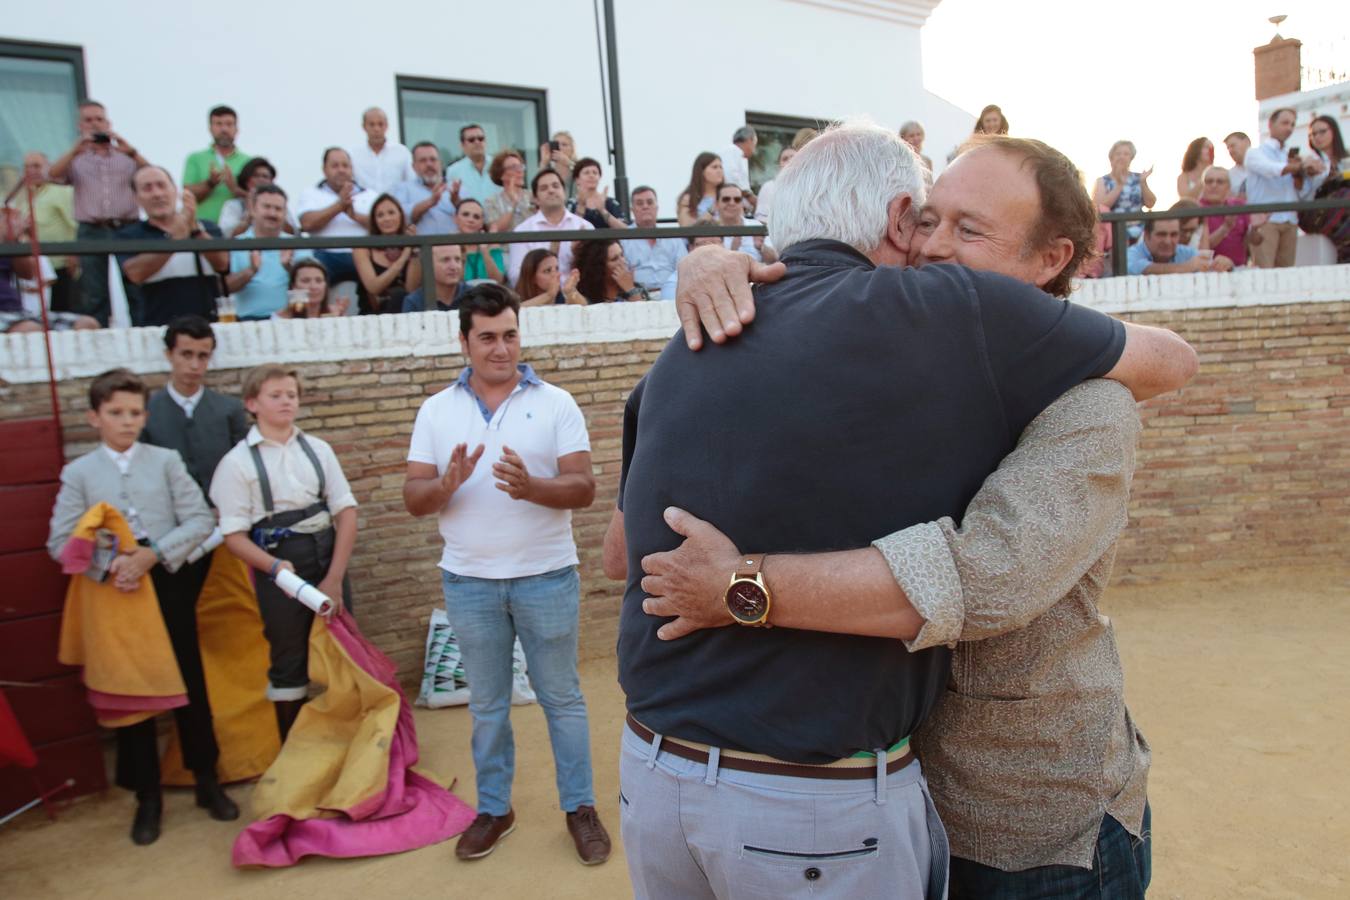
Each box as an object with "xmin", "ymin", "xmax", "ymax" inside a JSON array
[{"xmin": 2, "ymin": 567, "xmax": 1347, "ymax": 899}]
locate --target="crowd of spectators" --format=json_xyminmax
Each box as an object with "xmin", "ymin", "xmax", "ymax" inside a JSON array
[{"xmin": 3, "ymin": 98, "xmax": 1348, "ymax": 334}]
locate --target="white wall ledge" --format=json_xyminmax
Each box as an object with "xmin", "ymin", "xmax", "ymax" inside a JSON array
[{"xmin": 2, "ymin": 265, "xmax": 1346, "ymax": 385}]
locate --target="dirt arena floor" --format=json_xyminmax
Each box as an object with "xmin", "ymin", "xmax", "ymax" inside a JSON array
[{"xmin": 2, "ymin": 567, "xmax": 1347, "ymax": 899}]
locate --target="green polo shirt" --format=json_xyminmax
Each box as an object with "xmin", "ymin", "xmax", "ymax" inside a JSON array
[{"xmin": 182, "ymin": 146, "xmax": 251, "ymax": 222}]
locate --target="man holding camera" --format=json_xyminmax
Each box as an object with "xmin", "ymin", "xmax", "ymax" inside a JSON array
[
  {"xmin": 49, "ymin": 100, "xmax": 149, "ymax": 325},
  {"xmin": 1245, "ymin": 107, "xmax": 1318, "ymax": 269}
]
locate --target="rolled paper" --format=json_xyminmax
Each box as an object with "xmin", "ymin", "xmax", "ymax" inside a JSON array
[
  {"xmin": 273, "ymin": 567, "xmax": 334, "ymax": 616},
  {"xmin": 186, "ymin": 527, "xmax": 224, "ymax": 564}
]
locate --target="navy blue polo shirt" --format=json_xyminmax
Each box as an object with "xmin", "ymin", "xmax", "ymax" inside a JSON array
[
  {"xmin": 617, "ymin": 239, "xmax": 1126, "ymax": 763},
  {"xmin": 116, "ymin": 218, "xmax": 223, "ymax": 326}
]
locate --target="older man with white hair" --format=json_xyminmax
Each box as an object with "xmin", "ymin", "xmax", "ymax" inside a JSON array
[
  {"xmin": 623, "ymin": 132, "xmax": 1199, "ymax": 898},
  {"xmin": 607, "ymin": 122, "xmax": 1192, "ymax": 899}
]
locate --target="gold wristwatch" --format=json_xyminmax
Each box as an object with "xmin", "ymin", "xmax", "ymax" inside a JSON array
[{"xmin": 724, "ymin": 553, "xmax": 772, "ymax": 627}]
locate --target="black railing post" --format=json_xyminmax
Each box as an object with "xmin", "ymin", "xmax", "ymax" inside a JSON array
[
  {"xmin": 421, "ymin": 236, "xmax": 434, "ymax": 311},
  {"xmin": 1112, "ymin": 221, "xmax": 1128, "ymax": 277}
]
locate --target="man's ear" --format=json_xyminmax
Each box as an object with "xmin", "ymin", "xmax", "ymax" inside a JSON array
[
  {"xmin": 888, "ymin": 194, "xmax": 915, "ymax": 257},
  {"xmin": 1034, "ymin": 236, "xmax": 1076, "ymax": 290}
]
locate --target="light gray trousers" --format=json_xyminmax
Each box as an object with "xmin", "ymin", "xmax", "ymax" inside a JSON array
[{"xmin": 619, "ymin": 722, "xmax": 949, "ymax": 899}]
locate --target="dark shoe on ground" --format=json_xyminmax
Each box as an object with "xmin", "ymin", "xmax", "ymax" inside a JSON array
[
  {"xmin": 566, "ymin": 804, "xmax": 611, "ymax": 865},
  {"xmin": 131, "ymin": 794, "xmax": 162, "ymax": 846},
  {"xmin": 194, "ymin": 773, "xmax": 240, "ymax": 821},
  {"xmin": 455, "ymin": 809, "xmax": 516, "ymax": 860}
]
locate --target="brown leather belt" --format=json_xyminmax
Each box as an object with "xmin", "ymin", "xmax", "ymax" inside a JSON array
[{"xmin": 625, "ymin": 713, "xmax": 913, "ymax": 781}]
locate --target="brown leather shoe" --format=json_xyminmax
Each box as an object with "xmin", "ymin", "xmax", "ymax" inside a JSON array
[
  {"xmin": 455, "ymin": 809, "xmax": 516, "ymax": 860},
  {"xmin": 565, "ymin": 804, "xmax": 611, "ymax": 865}
]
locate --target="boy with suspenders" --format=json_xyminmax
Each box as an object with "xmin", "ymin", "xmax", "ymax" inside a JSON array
[{"xmin": 209, "ymin": 364, "xmax": 358, "ymax": 739}]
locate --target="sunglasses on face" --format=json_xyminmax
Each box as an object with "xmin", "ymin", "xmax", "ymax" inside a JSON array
[
  {"xmin": 464, "ymin": 135, "xmax": 485, "ymax": 143},
  {"xmin": 721, "ymin": 196, "xmax": 743, "ymax": 203}
]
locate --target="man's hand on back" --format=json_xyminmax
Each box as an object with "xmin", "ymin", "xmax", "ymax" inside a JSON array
[
  {"xmin": 640, "ymin": 507, "xmax": 741, "ymax": 640},
  {"xmin": 674, "ymin": 244, "xmax": 785, "ymax": 351}
]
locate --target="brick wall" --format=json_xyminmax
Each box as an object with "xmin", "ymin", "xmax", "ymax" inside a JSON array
[{"xmin": 4, "ymin": 274, "xmax": 1347, "ymax": 682}]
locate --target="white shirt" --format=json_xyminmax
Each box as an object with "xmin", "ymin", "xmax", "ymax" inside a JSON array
[
  {"xmin": 103, "ymin": 442, "xmax": 146, "ymax": 538},
  {"xmin": 294, "ymin": 181, "xmax": 378, "ymax": 245},
  {"xmin": 351, "ymin": 141, "xmax": 416, "ymax": 195},
  {"xmin": 506, "ymin": 209, "xmax": 594, "ymax": 283},
  {"xmin": 407, "ymin": 367, "xmax": 590, "ymax": 579},
  {"xmin": 1228, "ymin": 163, "xmax": 1247, "ymax": 196},
  {"xmin": 209, "ymin": 426, "xmax": 357, "ymax": 535},
  {"xmin": 1244, "ymin": 138, "xmax": 1309, "ymax": 225},
  {"xmin": 722, "ymin": 216, "xmax": 767, "ymax": 262},
  {"xmin": 720, "ymin": 143, "xmax": 751, "ymax": 191},
  {"xmin": 166, "ymin": 383, "xmax": 202, "ymax": 418}
]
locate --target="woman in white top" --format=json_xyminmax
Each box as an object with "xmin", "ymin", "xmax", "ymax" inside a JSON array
[{"xmin": 754, "ymin": 146, "xmax": 797, "ymax": 226}]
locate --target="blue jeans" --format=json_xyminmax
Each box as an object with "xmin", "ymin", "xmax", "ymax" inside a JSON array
[
  {"xmin": 314, "ymin": 250, "xmax": 358, "ymax": 284},
  {"xmin": 949, "ymin": 804, "xmax": 1151, "ymax": 899},
  {"xmin": 441, "ymin": 565, "xmax": 594, "ymax": 816}
]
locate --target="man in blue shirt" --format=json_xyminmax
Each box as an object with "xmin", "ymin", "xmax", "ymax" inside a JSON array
[
  {"xmin": 394, "ymin": 142, "xmax": 458, "ymax": 235},
  {"xmin": 446, "ymin": 124, "xmax": 499, "ymax": 206},
  {"xmin": 226, "ymin": 185, "xmax": 312, "ymax": 319},
  {"xmin": 1126, "ymin": 217, "xmax": 1232, "ymax": 276},
  {"xmin": 620, "ymin": 186, "xmax": 686, "ymax": 295}
]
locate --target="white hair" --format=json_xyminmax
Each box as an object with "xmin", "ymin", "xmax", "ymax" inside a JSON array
[{"xmin": 769, "ymin": 118, "xmax": 927, "ymax": 255}]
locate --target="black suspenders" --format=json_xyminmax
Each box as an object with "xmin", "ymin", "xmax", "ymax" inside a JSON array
[{"xmin": 248, "ymin": 432, "xmax": 327, "ymax": 517}]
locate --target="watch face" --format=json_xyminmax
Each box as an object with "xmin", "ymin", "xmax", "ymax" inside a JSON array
[{"xmin": 727, "ymin": 580, "xmax": 768, "ymax": 623}]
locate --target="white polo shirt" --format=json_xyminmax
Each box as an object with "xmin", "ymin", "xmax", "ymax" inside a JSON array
[
  {"xmin": 294, "ymin": 181, "xmax": 377, "ymax": 243},
  {"xmin": 407, "ymin": 365, "xmax": 590, "ymax": 579}
]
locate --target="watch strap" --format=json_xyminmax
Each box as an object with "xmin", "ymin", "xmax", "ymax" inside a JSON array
[{"xmin": 733, "ymin": 553, "xmax": 766, "ymax": 580}]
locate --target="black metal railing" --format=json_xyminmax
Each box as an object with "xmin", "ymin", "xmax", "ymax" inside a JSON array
[
  {"xmin": 1101, "ymin": 197, "xmax": 1349, "ymax": 276},
  {"xmin": 0, "ymin": 222, "xmax": 769, "ymax": 314}
]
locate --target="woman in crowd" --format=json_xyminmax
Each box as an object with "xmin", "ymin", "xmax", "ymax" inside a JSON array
[
  {"xmin": 568, "ymin": 157, "xmax": 627, "ymax": 229},
  {"xmin": 218, "ymin": 157, "xmax": 296, "ymax": 236},
  {"xmin": 571, "ymin": 239, "xmax": 650, "ymax": 303},
  {"xmin": 754, "ymin": 146, "xmax": 797, "ymax": 226},
  {"xmin": 454, "ymin": 199, "xmax": 506, "ymax": 283},
  {"xmin": 1092, "ymin": 140, "xmax": 1156, "ymax": 245},
  {"xmin": 515, "ymin": 248, "xmax": 583, "ymax": 307},
  {"xmin": 277, "ymin": 258, "xmax": 348, "ymax": 318},
  {"xmin": 676, "ymin": 152, "xmax": 724, "ymax": 226},
  {"xmin": 484, "ymin": 150, "xmax": 534, "ymax": 232},
  {"xmin": 1177, "ymin": 137, "xmax": 1214, "ymax": 201},
  {"xmin": 352, "ymin": 193, "xmax": 420, "ymax": 314},
  {"xmin": 1299, "ymin": 115, "xmax": 1350, "ymax": 263},
  {"xmin": 973, "ymin": 104, "xmax": 1009, "ymax": 135}
]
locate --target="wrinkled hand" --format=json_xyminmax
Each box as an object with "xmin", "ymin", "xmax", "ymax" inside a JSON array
[
  {"xmin": 493, "ymin": 445, "xmax": 531, "ymax": 500},
  {"xmin": 1211, "ymin": 255, "xmax": 1234, "ymax": 272},
  {"xmin": 442, "ymin": 442, "xmax": 485, "ymax": 498},
  {"xmin": 249, "ymin": 249, "xmax": 263, "ymax": 270},
  {"xmin": 640, "ymin": 507, "xmax": 741, "ymax": 640},
  {"xmin": 1140, "ymin": 165, "xmax": 1154, "ymax": 181},
  {"xmin": 675, "ymin": 244, "xmax": 785, "ymax": 350}
]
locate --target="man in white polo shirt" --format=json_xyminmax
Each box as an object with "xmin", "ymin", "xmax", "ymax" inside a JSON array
[
  {"xmin": 402, "ymin": 283, "xmax": 610, "ymax": 867},
  {"xmin": 506, "ymin": 169, "xmax": 593, "ymax": 284},
  {"xmin": 295, "ymin": 147, "xmax": 375, "ymax": 285}
]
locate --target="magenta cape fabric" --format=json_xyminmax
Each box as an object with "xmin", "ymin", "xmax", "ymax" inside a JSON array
[{"xmin": 230, "ymin": 612, "xmax": 475, "ymax": 867}]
